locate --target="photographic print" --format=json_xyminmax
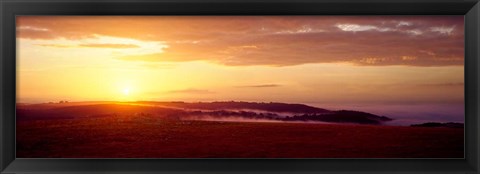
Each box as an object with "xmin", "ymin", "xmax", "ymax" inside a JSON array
[{"xmin": 16, "ymin": 16, "xmax": 464, "ymax": 158}]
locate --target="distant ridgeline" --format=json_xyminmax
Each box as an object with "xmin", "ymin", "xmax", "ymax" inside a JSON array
[
  {"xmin": 410, "ymin": 122, "xmax": 464, "ymax": 128},
  {"xmin": 17, "ymin": 101, "xmax": 393, "ymax": 125},
  {"xmin": 169, "ymin": 102, "xmax": 393, "ymax": 125}
]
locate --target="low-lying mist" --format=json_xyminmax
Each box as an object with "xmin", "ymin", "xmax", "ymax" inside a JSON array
[{"xmin": 180, "ymin": 114, "xmax": 333, "ymax": 124}]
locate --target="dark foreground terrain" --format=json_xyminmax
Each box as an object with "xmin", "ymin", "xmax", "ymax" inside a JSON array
[{"xmin": 16, "ymin": 102, "xmax": 463, "ymax": 158}]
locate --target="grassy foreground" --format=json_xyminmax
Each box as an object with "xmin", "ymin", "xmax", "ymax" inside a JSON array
[{"xmin": 17, "ymin": 113, "xmax": 463, "ymax": 158}]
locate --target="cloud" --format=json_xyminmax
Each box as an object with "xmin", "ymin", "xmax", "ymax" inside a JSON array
[
  {"xmin": 235, "ymin": 84, "xmax": 282, "ymax": 88},
  {"xmin": 17, "ymin": 16, "xmax": 464, "ymax": 67},
  {"xmin": 79, "ymin": 43, "xmax": 140, "ymax": 48},
  {"xmin": 420, "ymin": 82, "xmax": 464, "ymax": 87},
  {"xmin": 274, "ymin": 25, "xmax": 327, "ymax": 34},
  {"xmin": 335, "ymin": 22, "xmax": 454, "ymax": 36},
  {"xmin": 35, "ymin": 43, "xmax": 140, "ymax": 49},
  {"xmin": 405, "ymin": 29, "xmax": 423, "ymax": 35},
  {"xmin": 430, "ymin": 26, "xmax": 456, "ymax": 35},
  {"xmin": 35, "ymin": 44, "xmax": 74, "ymax": 48},
  {"xmin": 167, "ymin": 89, "xmax": 214, "ymax": 94},
  {"xmin": 396, "ymin": 21, "xmax": 412, "ymax": 27},
  {"xmin": 401, "ymin": 56, "xmax": 417, "ymax": 61},
  {"xmin": 18, "ymin": 26, "xmax": 49, "ymax": 31},
  {"xmin": 118, "ymin": 52, "xmax": 198, "ymax": 62},
  {"xmin": 336, "ymin": 24, "xmax": 393, "ymax": 32},
  {"xmin": 141, "ymin": 63, "xmax": 177, "ymax": 69}
]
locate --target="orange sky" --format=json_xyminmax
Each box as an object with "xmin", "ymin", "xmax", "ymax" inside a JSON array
[{"xmin": 16, "ymin": 16, "xmax": 464, "ymax": 114}]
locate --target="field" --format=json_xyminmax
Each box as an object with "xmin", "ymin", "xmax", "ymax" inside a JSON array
[{"xmin": 16, "ymin": 102, "xmax": 464, "ymax": 158}]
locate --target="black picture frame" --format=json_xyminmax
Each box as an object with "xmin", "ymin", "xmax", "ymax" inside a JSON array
[{"xmin": 1, "ymin": 0, "xmax": 479, "ymax": 173}]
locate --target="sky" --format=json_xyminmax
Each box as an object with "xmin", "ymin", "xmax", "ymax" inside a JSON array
[{"xmin": 16, "ymin": 16, "xmax": 464, "ymax": 123}]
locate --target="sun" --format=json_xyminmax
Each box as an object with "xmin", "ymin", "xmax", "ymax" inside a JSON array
[{"xmin": 122, "ymin": 88, "xmax": 130, "ymax": 95}]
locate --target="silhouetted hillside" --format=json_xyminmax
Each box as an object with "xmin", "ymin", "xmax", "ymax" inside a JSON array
[
  {"xmin": 410, "ymin": 122, "xmax": 464, "ymax": 128},
  {"xmin": 283, "ymin": 110, "xmax": 392, "ymax": 124},
  {"xmin": 140, "ymin": 101, "xmax": 330, "ymax": 113},
  {"xmin": 16, "ymin": 101, "xmax": 393, "ymax": 125},
  {"xmin": 16, "ymin": 104, "xmax": 182, "ymax": 121}
]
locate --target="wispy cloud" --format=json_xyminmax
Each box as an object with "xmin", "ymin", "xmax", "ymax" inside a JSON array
[
  {"xmin": 167, "ymin": 88, "xmax": 215, "ymax": 94},
  {"xmin": 18, "ymin": 26, "xmax": 49, "ymax": 31},
  {"xmin": 420, "ymin": 82, "xmax": 464, "ymax": 87},
  {"xmin": 275, "ymin": 25, "xmax": 327, "ymax": 34},
  {"xmin": 35, "ymin": 44, "xmax": 74, "ymax": 48},
  {"xmin": 235, "ymin": 84, "xmax": 282, "ymax": 88},
  {"xmin": 141, "ymin": 63, "xmax": 177, "ymax": 69},
  {"xmin": 430, "ymin": 26, "xmax": 456, "ymax": 35},
  {"xmin": 79, "ymin": 43, "xmax": 140, "ymax": 48},
  {"xmin": 36, "ymin": 43, "xmax": 140, "ymax": 49},
  {"xmin": 335, "ymin": 24, "xmax": 393, "ymax": 32}
]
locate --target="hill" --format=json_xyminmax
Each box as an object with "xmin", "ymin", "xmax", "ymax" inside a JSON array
[
  {"xmin": 138, "ymin": 101, "xmax": 330, "ymax": 113},
  {"xmin": 410, "ymin": 122, "xmax": 464, "ymax": 128},
  {"xmin": 16, "ymin": 101, "xmax": 392, "ymax": 125}
]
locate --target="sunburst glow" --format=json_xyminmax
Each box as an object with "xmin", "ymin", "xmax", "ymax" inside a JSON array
[{"xmin": 122, "ymin": 88, "xmax": 130, "ymax": 95}]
